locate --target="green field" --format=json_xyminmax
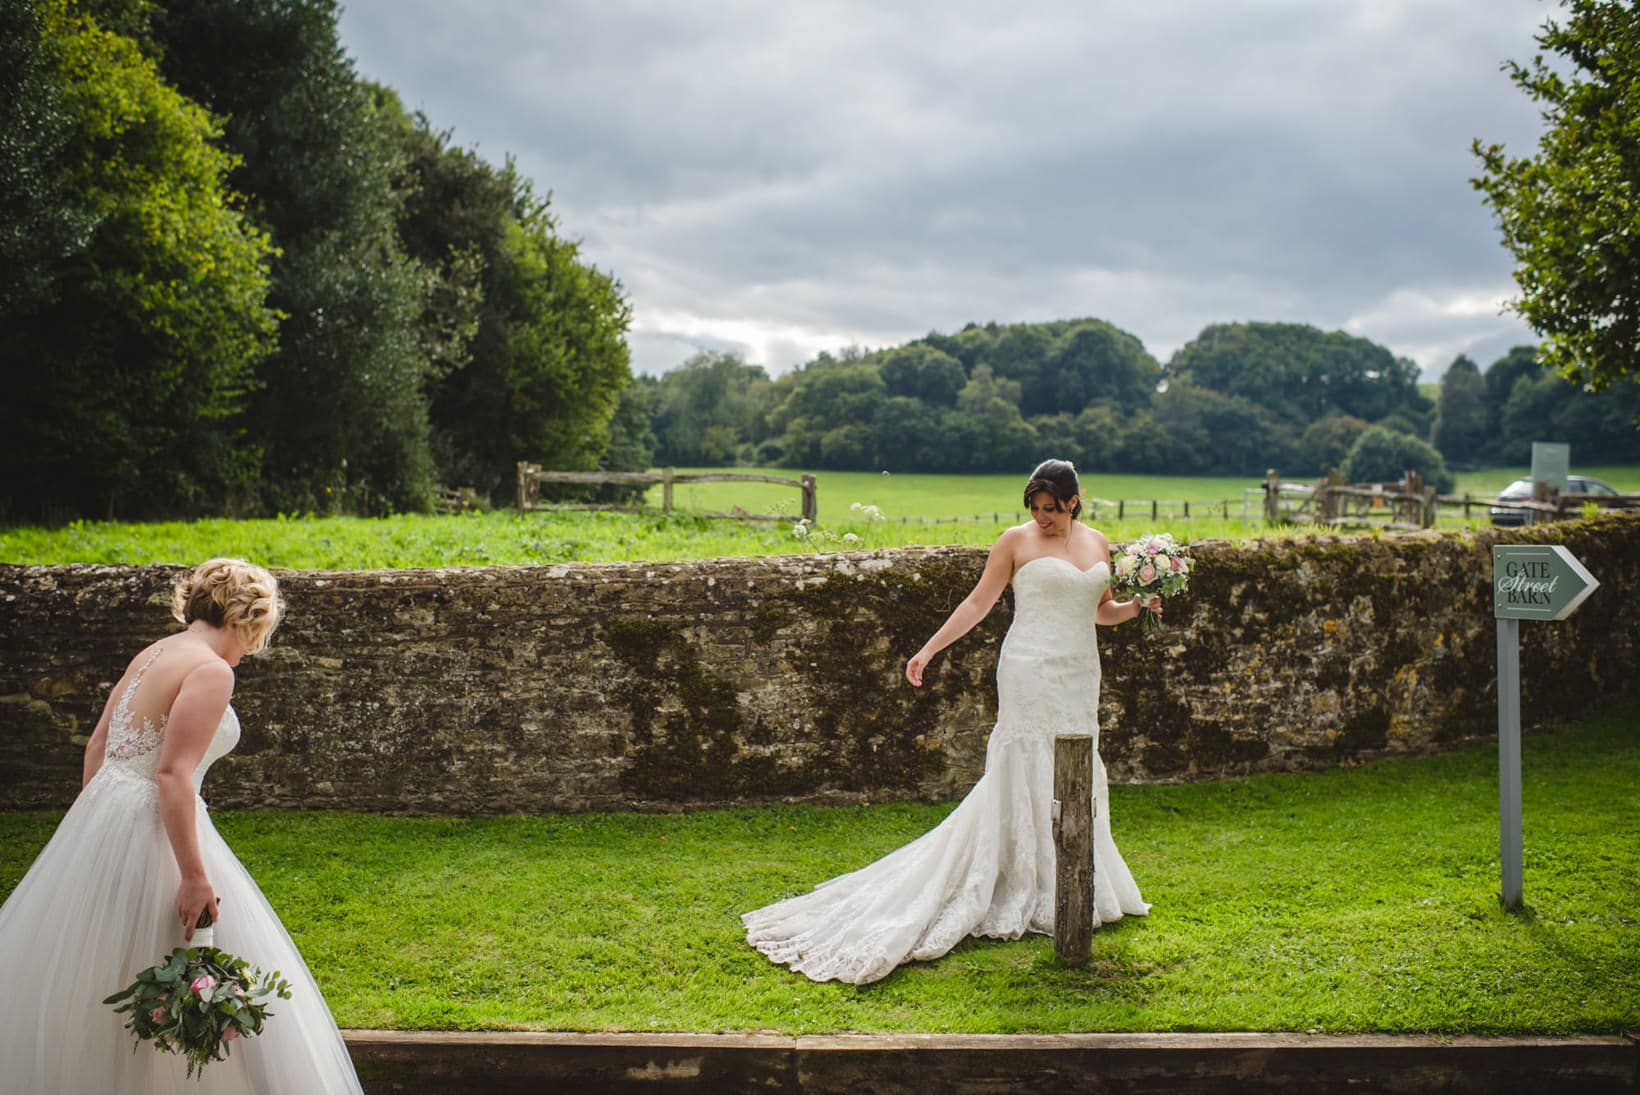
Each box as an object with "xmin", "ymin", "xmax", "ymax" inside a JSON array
[
  {"xmin": 2, "ymin": 700, "xmax": 1634, "ymax": 1034},
  {"xmin": 655, "ymin": 465, "xmax": 1640, "ymax": 519},
  {"xmin": 2, "ymin": 466, "xmax": 1635, "ymax": 570}
]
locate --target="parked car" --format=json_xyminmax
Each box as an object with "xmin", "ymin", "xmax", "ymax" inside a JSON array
[{"xmin": 1489, "ymin": 475, "xmax": 1621, "ymax": 526}]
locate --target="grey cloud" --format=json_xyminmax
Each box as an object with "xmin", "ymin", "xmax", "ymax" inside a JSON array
[{"xmin": 338, "ymin": 0, "xmax": 1554, "ymax": 378}]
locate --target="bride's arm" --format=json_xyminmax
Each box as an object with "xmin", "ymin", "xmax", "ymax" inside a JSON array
[
  {"xmin": 154, "ymin": 660, "xmax": 235, "ymax": 939},
  {"xmin": 1091, "ymin": 529, "xmax": 1158, "ymax": 625},
  {"xmin": 1096, "ymin": 593, "xmax": 1150, "ymax": 625},
  {"xmin": 906, "ymin": 530, "xmax": 1019, "ymax": 686}
]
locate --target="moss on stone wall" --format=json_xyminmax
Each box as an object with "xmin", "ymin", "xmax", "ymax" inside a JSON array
[{"xmin": 3, "ymin": 514, "xmax": 1637, "ymax": 813}]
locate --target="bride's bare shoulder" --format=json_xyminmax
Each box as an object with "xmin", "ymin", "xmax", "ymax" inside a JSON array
[{"xmin": 989, "ymin": 524, "xmax": 1033, "ymax": 568}]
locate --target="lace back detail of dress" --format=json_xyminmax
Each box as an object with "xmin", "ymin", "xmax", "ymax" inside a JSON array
[{"xmin": 105, "ymin": 648, "xmax": 167, "ymax": 762}]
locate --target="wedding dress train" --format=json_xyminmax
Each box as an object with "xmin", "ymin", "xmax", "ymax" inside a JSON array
[{"xmin": 743, "ymin": 555, "xmax": 1149, "ymax": 985}]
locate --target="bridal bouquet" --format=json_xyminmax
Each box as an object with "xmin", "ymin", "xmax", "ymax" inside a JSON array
[
  {"xmin": 1111, "ymin": 532, "xmax": 1193, "ymax": 633},
  {"xmin": 104, "ymin": 910, "xmax": 291, "ymax": 1078}
]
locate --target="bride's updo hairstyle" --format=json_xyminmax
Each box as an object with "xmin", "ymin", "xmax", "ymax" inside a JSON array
[
  {"xmin": 1023, "ymin": 459, "xmax": 1082, "ymax": 519},
  {"xmin": 171, "ymin": 558, "xmax": 284, "ymax": 655}
]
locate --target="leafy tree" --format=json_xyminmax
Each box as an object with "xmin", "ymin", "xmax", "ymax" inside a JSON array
[
  {"xmin": 600, "ymin": 379, "xmax": 656, "ymax": 473},
  {"xmin": 878, "ymin": 344, "xmax": 966, "ymax": 407},
  {"xmin": 0, "ymin": 0, "xmax": 94, "ymax": 315},
  {"xmin": 150, "ymin": 0, "xmax": 438, "ymax": 512},
  {"xmin": 366, "ymin": 86, "xmax": 635, "ymax": 497},
  {"xmin": 1484, "ymin": 345, "xmax": 1544, "ymax": 411},
  {"xmin": 942, "ymin": 365, "xmax": 1036, "ymax": 472},
  {"xmin": 1299, "ymin": 415, "xmax": 1372, "ymax": 476},
  {"xmin": 1034, "ymin": 320, "xmax": 1160, "ymax": 414},
  {"xmin": 768, "ymin": 361, "xmax": 887, "ymax": 468},
  {"xmin": 1145, "ymin": 384, "xmax": 1298, "ymax": 476},
  {"xmin": 1431, "ymin": 356, "xmax": 1491, "ymax": 465},
  {"xmin": 1495, "ymin": 370, "xmax": 1640, "ymax": 465},
  {"xmin": 1472, "ymin": 345, "xmax": 1640, "ymax": 466},
  {"xmin": 1341, "ymin": 426, "xmax": 1455, "ymax": 493},
  {"xmin": 443, "ymin": 202, "xmax": 632, "ymax": 495},
  {"xmin": 0, "ymin": 2, "xmax": 277, "ymax": 519},
  {"xmin": 550, "ymin": 375, "xmax": 656, "ymax": 506},
  {"xmin": 1472, "ymin": 0, "xmax": 1640, "ymax": 388},
  {"xmin": 1066, "ymin": 405, "xmax": 1126, "ymax": 472},
  {"xmin": 1167, "ymin": 322, "xmax": 1429, "ymax": 429},
  {"xmin": 915, "ymin": 318, "xmax": 1159, "ymax": 416},
  {"xmin": 371, "ymin": 86, "xmax": 489, "ymax": 396},
  {"xmin": 650, "ymin": 351, "xmax": 775, "ymax": 466}
]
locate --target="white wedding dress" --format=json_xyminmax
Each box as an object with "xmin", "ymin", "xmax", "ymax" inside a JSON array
[
  {"xmin": 743, "ymin": 555, "xmax": 1150, "ymax": 984},
  {"xmin": 0, "ymin": 650, "xmax": 364, "ymax": 1094}
]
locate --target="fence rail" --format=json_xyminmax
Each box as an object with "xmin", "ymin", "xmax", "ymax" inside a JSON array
[
  {"xmin": 516, "ymin": 463, "xmax": 818, "ymax": 522},
  {"xmin": 1262, "ymin": 469, "xmax": 1640, "ymax": 530},
  {"xmin": 1263, "ymin": 469, "xmax": 1438, "ymax": 529},
  {"xmin": 883, "ymin": 499, "xmax": 1245, "ymax": 526}
]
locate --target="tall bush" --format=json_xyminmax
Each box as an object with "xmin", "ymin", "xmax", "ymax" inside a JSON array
[{"xmin": 1341, "ymin": 426, "xmax": 1455, "ymax": 493}]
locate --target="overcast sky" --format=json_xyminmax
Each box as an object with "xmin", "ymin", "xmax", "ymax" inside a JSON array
[{"xmin": 336, "ymin": 0, "xmax": 1560, "ymax": 381}]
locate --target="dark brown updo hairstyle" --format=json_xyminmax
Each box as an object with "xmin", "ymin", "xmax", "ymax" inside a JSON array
[
  {"xmin": 1023, "ymin": 459, "xmax": 1082, "ymax": 519},
  {"xmin": 171, "ymin": 558, "xmax": 283, "ymax": 655}
]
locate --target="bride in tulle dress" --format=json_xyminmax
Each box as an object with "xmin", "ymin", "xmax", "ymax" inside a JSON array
[
  {"xmin": 0, "ymin": 558, "xmax": 363, "ymax": 1094},
  {"xmin": 743, "ymin": 460, "xmax": 1155, "ymax": 985}
]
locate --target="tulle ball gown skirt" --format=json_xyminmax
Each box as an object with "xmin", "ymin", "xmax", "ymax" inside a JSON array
[{"xmin": 0, "ymin": 767, "xmax": 363, "ymax": 1094}]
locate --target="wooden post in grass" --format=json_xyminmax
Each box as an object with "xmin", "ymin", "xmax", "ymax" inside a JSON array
[
  {"xmin": 801, "ymin": 474, "xmax": 818, "ymax": 524},
  {"xmin": 1052, "ymin": 734, "xmax": 1095, "ymax": 966}
]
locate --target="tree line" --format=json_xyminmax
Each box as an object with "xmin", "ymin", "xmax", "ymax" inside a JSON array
[
  {"xmin": 641, "ymin": 320, "xmax": 1640, "ymax": 492},
  {"xmin": 1, "ymin": 0, "xmax": 636, "ymax": 521}
]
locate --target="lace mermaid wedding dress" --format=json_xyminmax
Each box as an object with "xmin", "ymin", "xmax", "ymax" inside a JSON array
[
  {"xmin": 0, "ymin": 650, "xmax": 363, "ymax": 1094},
  {"xmin": 743, "ymin": 555, "xmax": 1150, "ymax": 985}
]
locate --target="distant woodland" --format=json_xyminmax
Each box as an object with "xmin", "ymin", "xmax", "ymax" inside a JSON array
[{"xmin": 641, "ymin": 321, "xmax": 1640, "ymax": 493}]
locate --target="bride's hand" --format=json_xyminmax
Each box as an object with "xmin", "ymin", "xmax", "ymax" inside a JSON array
[
  {"xmin": 176, "ymin": 876, "xmax": 218, "ymax": 940},
  {"xmin": 1137, "ymin": 597, "xmax": 1162, "ymax": 620},
  {"xmin": 906, "ymin": 649, "xmax": 932, "ymax": 687}
]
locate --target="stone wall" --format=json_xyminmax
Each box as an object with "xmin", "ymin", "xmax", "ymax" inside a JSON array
[{"xmin": 3, "ymin": 513, "xmax": 1636, "ymax": 814}]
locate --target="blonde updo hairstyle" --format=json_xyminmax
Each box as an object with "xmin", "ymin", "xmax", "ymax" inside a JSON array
[{"xmin": 170, "ymin": 558, "xmax": 283, "ymax": 655}]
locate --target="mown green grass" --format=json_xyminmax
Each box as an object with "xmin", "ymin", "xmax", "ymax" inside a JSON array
[
  {"xmin": 9, "ymin": 466, "xmax": 1633, "ymax": 570},
  {"xmin": 3, "ymin": 701, "xmax": 1634, "ymax": 1034}
]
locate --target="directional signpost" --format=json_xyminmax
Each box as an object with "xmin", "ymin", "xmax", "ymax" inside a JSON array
[{"xmin": 1492, "ymin": 544, "xmax": 1599, "ymax": 909}]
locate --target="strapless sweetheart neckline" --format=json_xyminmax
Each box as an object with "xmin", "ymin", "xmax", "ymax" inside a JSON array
[{"xmin": 1015, "ymin": 555, "xmax": 1110, "ymax": 578}]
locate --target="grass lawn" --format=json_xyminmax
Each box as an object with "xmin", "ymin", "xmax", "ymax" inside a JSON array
[
  {"xmin": 6, "ymin": 466, "xmax": 1634, "ymax": 570},
  {"xmin": 2, "ymin": 701, "xmax": 1634, "ymax": 1035}
]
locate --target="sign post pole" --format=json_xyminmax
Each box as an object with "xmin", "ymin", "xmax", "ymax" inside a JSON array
[
  {"xmin": 1491, "ymin": 543, "xmax": 1598, "ymax": 911},
  {"xmin": 1496, "ymin": 616, "xmax": 1523, "ymax": 910}
]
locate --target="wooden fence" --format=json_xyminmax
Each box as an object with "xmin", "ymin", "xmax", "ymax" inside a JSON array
[
  {"xmin": 886, "ymin": 500, "xmax": 1243, "ymax": 527},
  {"xmin": 515, "ymin": 463, "xmax": 818, "ymax": 523},
  {"xmin": 1264, "ymin": 469, "xmax": 1438, "ymax": 530},
  {"xmin": 1262, "ymin": 468, "xmax": 1640, "ymax": 530}
]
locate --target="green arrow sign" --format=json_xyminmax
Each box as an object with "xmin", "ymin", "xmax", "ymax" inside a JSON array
[{"xmin": 1493, "ymin": 545, "xmax": 1598, "ymax": 621}]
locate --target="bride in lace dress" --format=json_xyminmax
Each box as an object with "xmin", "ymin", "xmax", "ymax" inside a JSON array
[
  {"xmin": 0, "ymin": 559, "xmax": 363, "ymax": 1094},
  {"xmin": 743, "ymin": 460, "xmax": 1155, "ymax": 985}
]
